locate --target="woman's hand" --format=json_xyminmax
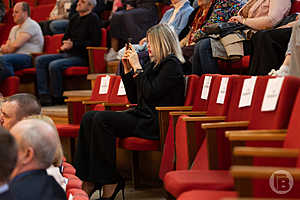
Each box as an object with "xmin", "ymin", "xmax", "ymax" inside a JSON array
[
  {"xmin": 229, "ymin": 16, "xmax": 243, "ymax": 24},
  {"xmin": 139, "ymin": 37, "xmax": 147, "ymax": 46},
  {"xmin": 126, "ymin": 46, "xmax": 142, "ymax": 72},
  {"xmin": 121, "ymin": 46, "xmax": 132, "ymax": 74}
]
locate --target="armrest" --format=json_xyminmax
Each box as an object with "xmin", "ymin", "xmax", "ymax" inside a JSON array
[
  {"xmin": 182, "ymin": 116, "xmax": 227, "ymax": 122},
  {"xmin": 234, "ymin": 146, "xmax": 299, "ymax": 158},
  {"xmin": 225, "ymin": 129, "xmax": 287, "ymax": 138},
  {"xmin": 202, "ymin": 121, "xmax": 250, "ymax": 129},
  {"xmin": 231, "ymin": 165, "xmax": 300, "ymax": 179},
  {"xmin": 156, "ymin": 106, "xmax": 192, "ymax": 151},
  {"xmin": 86, "ymin": 46, "xmax": 108, "ymax": 50},
  {"xmin": 155, "ymin": 106, "xmax": 192, "ymax": 111},
  {"xmin": 228, "ymin": 133, "xmax": 286, "ymax": 141},
  {"xmin": 170, "ymin": 111, "xmax": 207, "ymax": 116},
  {"xmin": 102, "ymin": 102, "xmax": 129, "ymax": 107},
  {"xmin": 65, "ymin": 97, "xmax": 91, "ymax": 103},
  {"xmin": 82, "ymin": 100, "xmax": 106, "ymax": 105}
]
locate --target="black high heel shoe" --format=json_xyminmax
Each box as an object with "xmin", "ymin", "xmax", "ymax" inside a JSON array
[
  {"xmin": 89, "ymin": 183, "xmax": 102, "ymax": 198},
  {"xmin": 98, "ymin": 178, "xmax": 125, "ymax": 200}
]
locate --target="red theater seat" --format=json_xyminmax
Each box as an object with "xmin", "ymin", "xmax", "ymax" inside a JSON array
[
  {"xmin": 0, "ymin": 76, "xmax": 20, "ymax": 96},
  {"xmin": 177, "ymin": 190, "xmax": 237, "ymax": 200}
]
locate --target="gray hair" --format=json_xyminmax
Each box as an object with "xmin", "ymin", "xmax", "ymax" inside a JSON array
[
  {"xmin": 5, "ymin": 93, "xmax": 41, "ymax": 121},
  {"xmin": 15, "ymin": 119, "xmax": 58, "ymax": 169},
  {"xmin": 147, "ymin": 23, "xmax": 185, "ymax": 64},
  {"xmin": 88, "ymin": 0, "xmax": 97, "ymax": 7}
]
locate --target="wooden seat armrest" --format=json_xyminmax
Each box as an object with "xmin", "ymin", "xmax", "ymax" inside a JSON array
[
  {"xmin": 126, "ymin": 104, "xmax": 137, "ymax": 108},
  {"xmin": 86, "ymin": 46, "xmax": 108, "ymax": 50},
  {"xmin": 201, "ymin": 121, "xmax": 249, "ymax": 129},
  {"xmin": 228, "ymin": 133, "xmax": 286, "ymax": 141},
  {"xmin": 225, "ymin": 129, "xmax": 287, "ymax": 138},
  {"xmin": 182, "ymin": 116, "xmax": 226, "ymax": 122},
  {"xmin": 65, "ymin": 97, "xmax": 91, "ymax": 103},
  {"xmin": 233, "ymin": 146, "xmax": 299, "ymax": 158},
  {"xmin": 169, "ymin": 111, "xmax": 207, "ymax": 116},
  {"xmin": 82, "ymin": 100, "xmax": 106, "ymax": 105},
  {"xmin": 102, "ymin": 102, "xmax": 129, "ymax": 107},
  {"xmin": 155, "ymin": 106, "xmax": 193, "ymax": 111},
  {"xmin": 231, "ymin": 165, "xmax": 300, "ymax": 179}
]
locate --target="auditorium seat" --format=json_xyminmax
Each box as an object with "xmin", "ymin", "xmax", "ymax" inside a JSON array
[
  {"xmin": 0, "ymin": 76, "xmax": 20, "ymax": 96},
  {"xmin": 164, "ymin": 76, "xmax": 300, "ymax": 198}
]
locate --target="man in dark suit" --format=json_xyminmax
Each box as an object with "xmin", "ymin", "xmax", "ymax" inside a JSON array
[
  {"xmin": 0, "ymin": 127, "xmax": 18, "ymax": 200},
  {"xmin": 9, "ymin": 119, "xmax": 66, "ymax": 200}
]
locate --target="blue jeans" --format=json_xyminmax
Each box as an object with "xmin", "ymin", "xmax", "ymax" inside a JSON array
[
  {"xmin": 49, "ymin": 19, "xmax": 69, "ymax": 34},
  {"xmin": 0, "ymin": 53, "xmax": 33, "ymax": 76},
  {"xmin": 192, "ymin": 38, "xmax": 219, "ymax": 76},
  {"xmin": 35, "ymin": 53, "xmax": 88, "ymax": 98}
]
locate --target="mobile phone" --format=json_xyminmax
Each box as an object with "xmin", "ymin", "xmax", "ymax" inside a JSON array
[{"xmin": 126, "ymin": 38, "xmax": 133, "ymax": 50}]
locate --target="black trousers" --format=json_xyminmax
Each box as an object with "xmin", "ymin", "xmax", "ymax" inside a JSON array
[
  {"xmin": 74, "ymin": 110, "xmax": 139, "ymax": 185},
  {"xmin": 248, "ymin": 28, "xmax": 292, "ymax": 75}
]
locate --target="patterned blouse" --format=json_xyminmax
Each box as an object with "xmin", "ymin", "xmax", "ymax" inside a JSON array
[{"xmin": 192, "ymin": 0, "xmax": 244, "ymax": 43}]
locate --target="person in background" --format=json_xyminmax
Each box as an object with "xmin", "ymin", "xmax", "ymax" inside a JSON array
[
  {"xmin": 0, "ymin": 127, "xmax": 18, "ymax": 200},
  {"xmin": 38, "ymin": 0, "xmax": 72, "ymax": 35},
  {"xmin": 105, "ymin": 0, "xmax": 158, "ymax": 61},
  {"xmin": 35, "ymin": 0, "xmax": 102, "ymax": 106},
  {"xmin": 249, "ymin": 9, "xmax": 298, "ymax": 75},
  {"xmin": 0, "ymin": 93, "xmax": 41, "ymax": 130},
  {"xmin": 192, "ymin": 0, "xmax": 291, "ymax": 76},
  {"xmin": 179, "ymin": 0, "xmax": 244, "ymax": 70},
  {"xmin": 0, "ymin": 2, "xmax": 43, "ymax": 79},
  {"xmin": 74, "ymin": 24, "xmax": 185, "ymax": 199},
  {"xmin": 0, "ymin": 0, "xmax": 5, "ymax": 22},
  {"xmin": 9, "ymin": 119, "xmax": 66, "ymax": 200}
]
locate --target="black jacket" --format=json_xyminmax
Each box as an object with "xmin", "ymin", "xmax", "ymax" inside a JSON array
[
  {"xmin": 63, "ymin": 12, "xmax": 102, "ymax": 60},
  {"xmin": 10, "ymin": 169, "xmax": 66, "ymax": 200},
  {"xmin": 121, "ymin": 54, "xmax": 185, "ymax": 139},
  {"xmin": 0, "ymin": 187, "xmax": 15, "ymax": 200}
]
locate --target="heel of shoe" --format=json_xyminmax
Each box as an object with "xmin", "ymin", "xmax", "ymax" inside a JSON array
[{"xmin": 121, "ymin": 188, "xmax": 125, "ymax": 200}]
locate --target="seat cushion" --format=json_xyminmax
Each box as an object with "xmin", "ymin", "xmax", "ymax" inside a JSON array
[
  {"xmin": 15, "ymin": 68, "xmax": 36, "ymax": 76},
  {"xmin": 119, "ymin": 137, "xmax": 160, "ymax": 151},
  {"xmin": 56, "ymin": 124, "xmax": 80, "ymax": 138},
  {"xmin": 177, "ymin": 190, "xmax": 237, "ymax": 200},
  {"xmin": 64, "ymin": 67, "xmax": 88, "ymax": 76},
  {"xmin": 67, "ymin": 188, "xmax": 88, "ymax": 200},
  {"xmin": 164, "ymin": 170, "xmax": 234, "ymax": 198}
]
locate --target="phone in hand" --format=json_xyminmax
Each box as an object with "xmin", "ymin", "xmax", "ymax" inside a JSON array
[{"xmin": 126, "ymin": 38, "xmax": 133, "ymax": 50}]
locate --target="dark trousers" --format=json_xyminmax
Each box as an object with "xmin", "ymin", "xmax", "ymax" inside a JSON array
[
  {"xmin": 192, "ymin": 38, "xmax": 219, "ymax": 76},
  {"xmin": 74, "ymin": 110, "xmax": 139, "ymax": 185},
  {"xmin": 249, "ymin": 28, "xmax": 292, "ymax": 75}
]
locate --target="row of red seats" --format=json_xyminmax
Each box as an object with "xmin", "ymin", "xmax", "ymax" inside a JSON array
[
  {"xmin": 62, "ymin": 161, "xmax": 89, "ymax": 200},
  {"xmin": 158, "ymin": 74, "xmax": 300, "ymax": 199}
]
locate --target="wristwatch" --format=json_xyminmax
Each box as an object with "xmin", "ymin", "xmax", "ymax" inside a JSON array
[{"xmin": 134, "ymin": 69, "xmax": 144, "ymax": 75}]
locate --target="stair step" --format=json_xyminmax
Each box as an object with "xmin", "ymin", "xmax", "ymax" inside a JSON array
[{"xmin": 41, "ymin": 105, "xmax": 68, "ymax": 124}]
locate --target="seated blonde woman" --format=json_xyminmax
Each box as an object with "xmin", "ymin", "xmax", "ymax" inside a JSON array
[{"xmin": 24, "ymin": 114, "xmax": 66, "ymax": 191}]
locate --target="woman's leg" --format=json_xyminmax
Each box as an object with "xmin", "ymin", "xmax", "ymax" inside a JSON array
[
  {"xmin": 192, "ymin": 38, "xmax": 219, "ymax": 76},
  {"xmin": 75, "ymin": 110, "xmax": 138, "ymax": 185},
  {"xmin": 249, "ymin": 28, "xmax": 292, "ymax": 75}
]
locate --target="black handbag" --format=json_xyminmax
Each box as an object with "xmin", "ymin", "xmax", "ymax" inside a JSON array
[{"xmin": 202, "ymin": 22, "xmax": 248, "ymax": 37}]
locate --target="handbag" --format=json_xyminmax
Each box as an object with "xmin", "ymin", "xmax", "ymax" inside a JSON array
[{"xmin": 203, "ymin": 22, "xmax": 248, "ymax": 37}]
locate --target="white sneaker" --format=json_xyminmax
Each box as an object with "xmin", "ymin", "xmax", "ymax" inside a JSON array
[
  {"xmin": 105, "ymin": 48, "xmax": 119, "ymax": 61},
  {"xmin": 268, "ymin": 65, "xmax": 289, "ymax": 76}
]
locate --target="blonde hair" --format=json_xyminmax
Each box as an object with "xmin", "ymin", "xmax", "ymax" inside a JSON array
[
  {"xmin": 147, "ymin": 23, "xmax": 185, "ymax": 64},
  {"xmin": 23, "ymin": 115, "xmax": 64, "ymax": 167}
]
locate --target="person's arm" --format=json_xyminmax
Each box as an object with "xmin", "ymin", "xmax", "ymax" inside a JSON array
[
  {"xmin": 231, "ymin": 0, "xmax": 291, "ymax": 30},
  {"xmin": 1, "ymin": 32, "xmax": 31, "ymax": 53},
  {"xmin": 140, "ymin": 57, "xmax": 184, "ymax": 102}
]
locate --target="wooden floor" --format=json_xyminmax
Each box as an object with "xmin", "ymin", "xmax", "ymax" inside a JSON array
[{"xmin": 91, "ymin": 184, "xmax": 166, "ymax": 200}]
